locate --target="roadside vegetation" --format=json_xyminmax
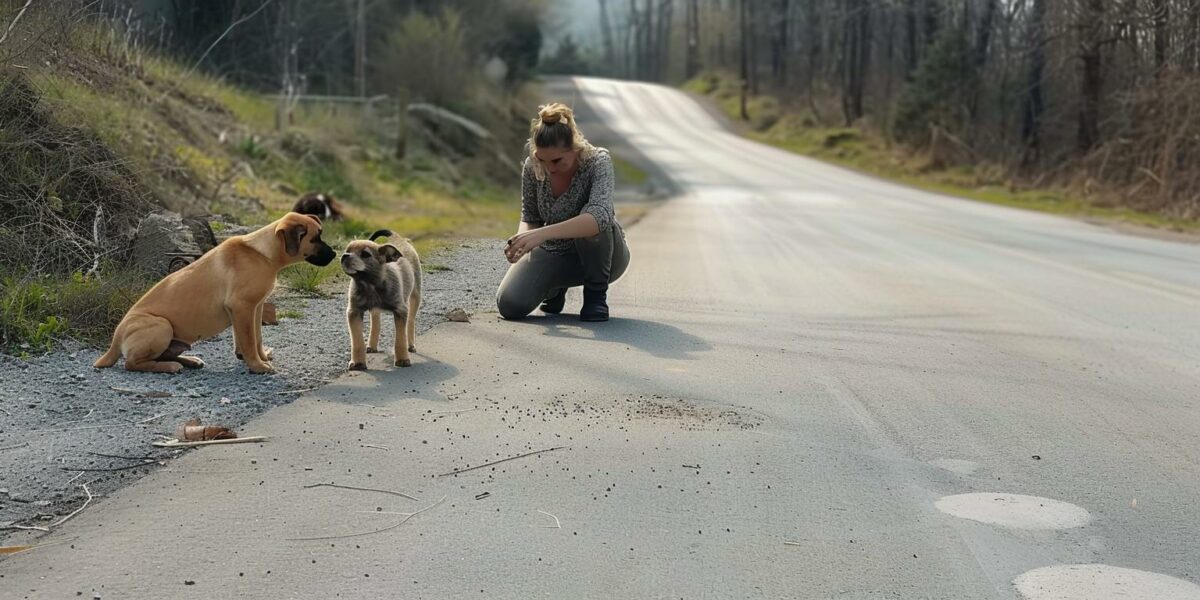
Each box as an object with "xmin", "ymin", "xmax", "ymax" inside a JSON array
[
  {"xmin": 562, "ymin": 1, "xmax": 1200, "ymax": 233},
  {"xmin": 0, "ymin": 2, "xmax": 547, "ymax": 353}
]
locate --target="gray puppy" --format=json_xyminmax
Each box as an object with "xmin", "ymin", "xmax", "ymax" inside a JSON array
[{"xmin": 340, "ymin": 230, "xmax": 422, "ymax": 370}]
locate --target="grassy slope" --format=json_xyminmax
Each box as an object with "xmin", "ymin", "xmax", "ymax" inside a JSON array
[
  {"xmin": 683, "ymin": 73, "xmax": 1200, "ymax": 234},
  {"xmin": 2, "ymin": 34, "xmax": 518, "ymax": 352}
]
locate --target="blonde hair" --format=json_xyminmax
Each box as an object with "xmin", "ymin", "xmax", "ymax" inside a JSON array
[{"xmin": 527, "ymin": 102, "xmax": 595, "ymax": 180}]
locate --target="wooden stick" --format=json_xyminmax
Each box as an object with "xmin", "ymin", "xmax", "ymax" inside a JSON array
[
  {"xmin": 278, "ymin": 386, "xmax": 319, "ymax": 396},
  {"xmin": 783, "ymin": 541, "xmax": 803, "ymax": 546},
  {"xmin": 432, "ymin": 407, "xmax": 477, "ymax": 415},
  {"xmin": 0, "ymin": 525, "xmax": 49, "ymax": 532},
  {"xmin": 31, "ymin": 423, "xmax": 130, "ymax": 434},
  {"xmin": 60, "ymin": 461, "xmax": 154, "ymax": 472},
  {"xmin": 360, "ymin": 444, "xmax": 390, "ymax": 450},
  {"xmin": 51, "ymin": 484, "xmax": 93, "ymax": 528},
  {"xmin": 301, "ymin": 483, "xmax": 417, "ymax": 501},
  {"xmin": 537, "ymin": 510, "xmax": 561, "ymax": 529},
  {"xmin": 152, "ymin": 436, "xmax": 267, "ymax": 448},
  {"xmin": 286, "ymin": 496, "xmax": 445, "ymax": 542},
  {"xmin": 436, "ymin": 446, "xmax": 566, "ymax": 478},
  {"xmin": 65, "ymin": 471, "xmax": 85, "ymax": 485},
  {"xmin": 110, "ymin": 386, "xmax": 172, "ymax": 398},
  {"xmin": 0, "ymin": 442, "xmax": 29, "ymax": 452},
  {"xmin": 135, "ymin": 413, "xmax": 166, "ymax": 425},
  {"xmin": 87, "ymin": 451, "xmax": 157, "ymax": 460}
]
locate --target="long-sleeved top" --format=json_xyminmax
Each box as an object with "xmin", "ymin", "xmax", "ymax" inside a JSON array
[{"xmin": 520, "ymin": 147, "xmax": 618, "ymax": 255}]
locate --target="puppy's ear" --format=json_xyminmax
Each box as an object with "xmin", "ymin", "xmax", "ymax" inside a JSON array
[
  {"xmin": 277, "ymin": 223, "xmax": 307, "ymax": 256},
  {"xmin": 379, "ymin": 244, "xmax": 403, "ymax": 263}
]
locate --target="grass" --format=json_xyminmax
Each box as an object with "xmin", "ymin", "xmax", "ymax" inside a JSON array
[
  {"xmin": 4, "ymin": 24, "xmax": 523, "ymax": 350},
  {"xmin": 612, "ymin": 154, "xmax": 649, "ymax": 187},
  {"xmin": 688, "ymin": 72, "xmax": 1200, "ymax": 234},
  {"xmin": 0, "ymin": 270, "xmax": 148, "ymax": 354}
]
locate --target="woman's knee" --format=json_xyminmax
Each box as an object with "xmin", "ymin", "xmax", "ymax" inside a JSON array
[{"xmin": 496, "ymin": 289, "xmax": 536, "ymax": 320}]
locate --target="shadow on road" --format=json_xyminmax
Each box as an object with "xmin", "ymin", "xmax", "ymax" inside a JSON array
[{"xmin": 519, "ymin": 315, "xmax": 713, "ymax": 360}]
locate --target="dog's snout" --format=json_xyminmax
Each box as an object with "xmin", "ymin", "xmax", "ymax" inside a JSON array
[{"xmin": 306, "ymin": 243, "xmax": 336, "ymax": 267}]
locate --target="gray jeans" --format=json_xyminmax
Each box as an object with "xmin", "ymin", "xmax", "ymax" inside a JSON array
[{"xmin": 495, "ymin": 224, "xmax": 630, "ymax": 320}]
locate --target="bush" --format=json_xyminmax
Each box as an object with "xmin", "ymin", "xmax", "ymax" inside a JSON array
[
  {"xmin": 0, "ymin": 270, "xmax": 145, "ymax": 352},
  {"xmin": 891, "ymin": 28, "xmax": 976, "ymax": 145},
  {"xmin": 373, "ymin": 9, "xmax": 473, "ymax": 112}
]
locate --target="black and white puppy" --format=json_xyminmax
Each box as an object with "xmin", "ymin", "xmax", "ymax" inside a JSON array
[
  {"xmin": 292, "ymin": 192, "xmax": 344, "ymax": 221},
  {"xmin": 340, "ymin": 229, "xmax": 422, "ymax": 370}
]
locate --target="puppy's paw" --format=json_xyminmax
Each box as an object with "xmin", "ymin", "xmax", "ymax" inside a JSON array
[
  {"xmin": 163, "ymin": 362, "xmax": 185, "ymax": 374},
  {"xmin": 176, "ymin": 356, "xmax": 205, "ymax": 369},
  {"xmin": 235, "ymin": 351, "xmax": 243, "ymax": 361},
  {"xmin": 407, "ymin": 345, "xmax": 416, "ymax": 353},
  {"xmin": 395, "ymin": 358, "xmax": 412, "ymax": 368},
  {"xmin": 366, "ymin": 346, "xmax": 380, "ymax": 354},
  {"xmin": 260, "ymin": 347, "xmax": 275, "ymax": 361},
  {"xmin": 348, "ymin": 361, "xmax": 367, "ymax": 371},
  {"xmin": 247, "ymin": 362, "xmax": 276, "ymax": 375}
]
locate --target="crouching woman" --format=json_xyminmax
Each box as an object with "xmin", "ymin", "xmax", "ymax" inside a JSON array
[{"xmin": 496, "ymin": 103, "xmax": 630, "ymax": 322}]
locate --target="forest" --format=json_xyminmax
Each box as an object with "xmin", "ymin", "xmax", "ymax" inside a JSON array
[{"xmin": 560, "ymin": 0, "xmax": 1200, "ymax": 220}]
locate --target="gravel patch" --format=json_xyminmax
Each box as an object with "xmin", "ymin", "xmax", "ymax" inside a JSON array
[{"xmin": 0, "ymin": 239, "xmax": 508, "ymax": 538}]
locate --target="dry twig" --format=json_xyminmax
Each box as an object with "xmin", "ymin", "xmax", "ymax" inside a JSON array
[
  {"xmin": 0, "ymin": 0, "xmax": 33, "ymax": 47},
  {"xmin": 436, "ymin": 446, "xmax": 565, "ymax": 478},
  {"xmin": 432, "ymin": 407, "xmax": 477, "ymax": 416},
  {"xmin": 301, "ymin": 483, "xmax": 417, "ymax": 501},
  {"xmin": 536, "ymin": 510, "xmax": 561, "ymax": 529},
  {"xmin": 0, "ymin": 524, "xmax": 49, "ymax": 532},
  {"xmin": 287, "ymin": 496, "xmax": 446, "ymax": 542},
  {"xmin": 51, "ymin": 484, "xmax": 92, "ymax": 527},
  {"xmin": 152, "ymin": 436, "xmax": 266, "ymax": 448}
]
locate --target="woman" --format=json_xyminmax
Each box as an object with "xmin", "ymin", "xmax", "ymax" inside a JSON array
[{"xmin": 496, "ymin": 103, "xmax": 630, "ymax": 322}]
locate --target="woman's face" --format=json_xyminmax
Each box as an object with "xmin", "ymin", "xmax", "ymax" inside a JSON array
[{"xmin": 534, "ymin": 145, "xmax": 577, "ymax": 176}]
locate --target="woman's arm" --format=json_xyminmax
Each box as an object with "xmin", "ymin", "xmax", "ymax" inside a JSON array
[{"xmin": 518, "ymin": 159, "xmax": 543, "ymax": 232}]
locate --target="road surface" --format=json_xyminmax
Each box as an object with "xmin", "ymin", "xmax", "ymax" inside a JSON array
[{"xmin": 4, "ymin": 77, "xmax": 1200, "ymax": 599}]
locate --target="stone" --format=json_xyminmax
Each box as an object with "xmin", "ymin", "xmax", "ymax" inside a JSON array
[{"xmin": 131, "ymin": 211, "xmax": 203, "ymax": 277}]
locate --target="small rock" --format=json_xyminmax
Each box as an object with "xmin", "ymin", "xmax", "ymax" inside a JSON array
[
  {"xmin": 446, "ymin": 308, "xmax": 470, "ymax": 323},
  {"xmin": 34, "ymin": 500, "xmax": 52, "ymax": 506}
]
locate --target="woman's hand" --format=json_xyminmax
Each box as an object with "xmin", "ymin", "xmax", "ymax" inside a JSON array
[{"xmin": 505, "ymin": 229, "xmax": 547, "ymax": 263}]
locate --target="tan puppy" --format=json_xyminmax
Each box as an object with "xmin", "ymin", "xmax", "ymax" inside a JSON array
[
  {"xmin": 94, "ymin": 213, "xmax": 336, "ymax": 374},
  {"xmin": 340, "ymin": 230, "xmax": 422, "ymax": 370}
]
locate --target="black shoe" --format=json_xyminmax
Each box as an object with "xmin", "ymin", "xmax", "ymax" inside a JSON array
[
  {"xmin": 579, "ymin": 288, "xmax": 609, "ymax": 322},
  {"xmin": 540, "ymin": 288, "xmax": 567, "ymax": 314}
]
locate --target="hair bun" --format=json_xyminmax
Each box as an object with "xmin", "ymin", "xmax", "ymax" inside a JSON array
[{"xmin": 538, "ymin": 103, "xmax": 573, "ymax": 125}]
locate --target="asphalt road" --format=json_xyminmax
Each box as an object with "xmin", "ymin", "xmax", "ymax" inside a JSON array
[{"xmin": 3, "ymin": 77, "xmax": 1200, "ymax": 599}]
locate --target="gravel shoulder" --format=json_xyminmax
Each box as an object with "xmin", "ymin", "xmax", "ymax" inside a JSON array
[{"xmin": 0, "ymin": 239, "xmax": 509, "ymax": 538}]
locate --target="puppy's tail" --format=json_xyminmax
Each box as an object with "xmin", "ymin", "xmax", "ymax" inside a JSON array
[
  {"xmin": 369, "ymin": 229, "xmax": 394, "ymax": 242},
  {"xmin": 93, "ymin": 342, "xmax": 120, "ymax": 368}
]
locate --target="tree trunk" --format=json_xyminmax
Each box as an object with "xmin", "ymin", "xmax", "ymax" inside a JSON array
[
  {"xmin": 739, "ymin": 0, "xmax": 749, "ymax": 120},
  {"xmin": 1021, "ymin": 0, "xmax": 1046, "ymax": 165},
  {"xmin": 747, "ymin": 0, "xmax": 759, "ymax": 95},
  {"xmin": 806, "ymin": 0, "xmax": 821, "ymax": 97},
  {"xmin": 1077, "ymin": 0, "xmax": 1104, "ymax": 153},
  {"xmin": 904, "ymin": 0, "xmax": 919, "ymax": 77},
  {"xmin": 686, "ymin": 0, "xmax": 701, "ymax": 79},
  {"xmin": 969, "ymin": 0, "xmax": 997, "ymax": 120},
  {"xmin": 599, "ymin": 0, "xmax": 616, "ymax": 69},
  {"xmin": 1153, "ymin": 0, "xmax": 1168, "ymax": 74},
  {"xmin": 771, "ymin": 0, "xmax": 789, "ymax": 89},
  {"xmin": 1188, "ymin": 0, "xmax": 1200, "ymax": 71},
  {"xmin": 842, "ymin": 0, "xmax": 870, "ymax": 125},
  {"xmin": 657, "ymin": 0, "xmax": 673, "ymax": 81}
]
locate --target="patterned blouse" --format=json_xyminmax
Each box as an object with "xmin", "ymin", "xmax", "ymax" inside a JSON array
[{"xmin": 520, "ymin": 147, "xmax": 618, "ymax": 255}]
